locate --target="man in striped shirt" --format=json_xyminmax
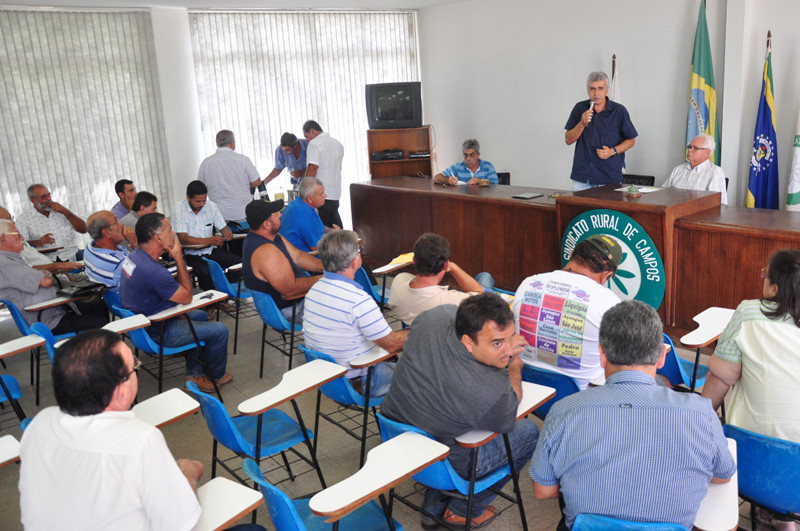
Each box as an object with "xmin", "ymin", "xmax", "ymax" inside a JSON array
[
  {"xmin": 84, "ymin": 210, "xmax": 135, "ymax": 292},
  {"xmin": 530, "ymin": 301, "xmax": 736, "ymax": 529},
  {"xmin": 302, "ymin": 230, "xmax": 408, "ymax": 396}
]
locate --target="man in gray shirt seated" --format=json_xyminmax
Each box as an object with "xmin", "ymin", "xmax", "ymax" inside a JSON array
[
  {"xmin": 381, "ymin": 293, "xmax": 538, "ymax": 529},
  {"xmin": 120, "ymin": 191, "xmax": 158, "ymax": 228}
]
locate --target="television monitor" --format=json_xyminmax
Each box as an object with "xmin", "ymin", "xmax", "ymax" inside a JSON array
[{"xmin": 365, "ymin": 81, "xmax": 422, "ymax": 129}]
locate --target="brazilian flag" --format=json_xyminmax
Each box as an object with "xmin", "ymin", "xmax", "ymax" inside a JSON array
[
  {"xmin": 747, "ymin": 41, "xmax": 779, "ymax": 209},
  {"xmin": 686, "ymin": 0, "xmax": 719, "ymax": 164}
]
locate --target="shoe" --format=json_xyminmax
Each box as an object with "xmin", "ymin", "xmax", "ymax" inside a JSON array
[
  {"xmin": 217, "ymin": 301, "xmax": 238, "ymax": 314},
  {"xmin": 442, "ymin": 505, "xmax": 498, "ymax": 529},
  {"xmin": 186, "ymin": 374, "xmax": 215, "ymax": 393},
  {"xmin": 216, "ymin": 372, "xmax": 233, "ymax": 386}
]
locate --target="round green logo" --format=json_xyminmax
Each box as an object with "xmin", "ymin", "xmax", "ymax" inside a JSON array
[{"xmin": 561, "ymin": 209, "xmax": 665, "ymax": 309}]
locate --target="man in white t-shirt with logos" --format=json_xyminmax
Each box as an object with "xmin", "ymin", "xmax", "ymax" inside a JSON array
[{"xmin": 512, "ymin": 235, "xmax": 621, "ymax": 389}]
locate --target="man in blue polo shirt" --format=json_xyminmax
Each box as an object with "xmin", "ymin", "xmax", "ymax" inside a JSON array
[
  {"xmin": 120, "ymin": 213, "xmax": 231, "ymax": 393},
  {"xmin": 530, "ymin": 300, "xmax": 735, "ymax": 529},
  {"xmin": 565, "ymin": 71, "xmax": 637, "ymax": 190},
  {"xmin": 434, "ymin": 139, "xmax": 498, "ymax": 185},
  {"xmin": 261, "ymin": 132, "xmax": 308, "ymax": 189}
]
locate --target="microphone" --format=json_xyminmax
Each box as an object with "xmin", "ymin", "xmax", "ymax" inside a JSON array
[{"xmin": 589, "ymin": 100, "xmax": 595, "ymax": 111}]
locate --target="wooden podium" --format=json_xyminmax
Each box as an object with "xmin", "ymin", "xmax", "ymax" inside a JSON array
[{"xmin": 555, "ymin": 185, "xmax": 721, "ymax": 322}]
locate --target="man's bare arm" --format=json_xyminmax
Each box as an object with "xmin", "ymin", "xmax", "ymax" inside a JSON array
[
  {"xmin": 373, "ymin": 329, "xmax": 410, "ymax": 354},
  {"xmin": 176, "ymin": 232, "xmax": 224, "ymax": 247},
  {"xmin": 305, "ymin": 163, "xmax": 319, "ymax": 177},
  {"xmin": 176, "ymin": 458, "xmax": 204, "ymax": 493},
  {"xmin": 447, "ymin": 262, "xmax": 483, "ymax": 293},
  {"xmin": 533, "ymin": 481, "xmax": 559, "ymax": 499},
  {"xmin": 50, "ymin": 202, "xmax": 87, "ymax": 233},
  {"xmin": 253, "ymin": 246, "xmax": 320, "ymax": 299},
  {"xmin": 262, "ymin": 167, "xmax": 282, "ymax": 185},
  {"xmin": 167, "ymin": 239, "xmax": 193, "ymax": 304},
  {"xmin": 285, "ymin": 238, "xmax": 324, "ymax": 273}
]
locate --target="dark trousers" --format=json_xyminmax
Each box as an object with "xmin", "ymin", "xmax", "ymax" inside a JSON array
[
  {"xmin": 185, "ymin": 248, "xmax": 242, "ymax": 292},
  {"xmin": 52, "ymin": 301, "xmax": 110, "ymax": 335},
  {"xmin": 317, "ymin": 199, "xmax": 342, "ymax": 229}
]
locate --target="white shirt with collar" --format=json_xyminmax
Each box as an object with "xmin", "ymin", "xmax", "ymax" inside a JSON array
[
  {"xmin": 663, "ymin": 159, "xmax": 728, "ymax": 205},
  {"xmin": 306, "ymin": 132, "xmax": 344, "ymax": 200}
]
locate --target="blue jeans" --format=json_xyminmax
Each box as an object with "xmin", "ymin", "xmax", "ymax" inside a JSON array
[
  {"xmin": 423, "ymin": 418, "xmax": 539, "ymax": 518},
  {"xmin": 360, "ymin": 361, "xmax": 395, "ymax": 397},
  {"xmin": 475, "ymin": 272, "xmax": 495, "ymax": 292},
  {"xmin": 160, "ymin": 309, "xmax": 228, "ymax": 379},
  {"xmin": 279, "ymin": 299, "xmax": 305, "ymax": 324}
]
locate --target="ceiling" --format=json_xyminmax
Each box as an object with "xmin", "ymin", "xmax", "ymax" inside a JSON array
[{"xmin": 2, "ymin": 0, "xmax": 456, "ymax": 9}]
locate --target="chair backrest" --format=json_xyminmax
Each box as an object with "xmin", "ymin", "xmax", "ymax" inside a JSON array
[
  {"xmin": 251, "ymin": 290, "xmax": 295, "ymax": 332},
  {"xmin": 203, "ymin": 257, "xmax": 252, "ymax": 300},
  {"xmin": 656, "ymin": 333, "xmax": 691, "ymax": 388},
  {"xmin": 185, "ymin": 381, "xmax": 249, "ymax": 455},
  {"xmin": 376, "ymin": 412, "xmax": 466, "ymax": 493},
  {"xmin": 572, "ymin": 513, "xmax": 684, "ymax": 530},
  {"xmin": 242, "ymin": 457, "xmax": 307, "ymax": 531},
  {"xmin": 521, "ymin": 365, "xmax": 580, "ymax": 419},
  {"xmin": 621, "ymin": 174, "xmax": 655, "ymax": 186},
  {"xmin": 353, "ymin": 266, "xmax": 382, "ymax": 305},
  {"xmin": 103, "ymin": 291, "xmax": 125, "ymax": 319},
  {"xmin": 114, "ymin": 306, "xmax": 161, "ymax": 355},
  {"xmin": 723, "ymin": 424, "xmax": 800, "ymax": 514},
  {"xmin": 30, "ymin": 322, "xmax": 58, "ymax": 363},
  {"xmin": 0, "ymin": 298, "xmax": 32, "ymax": 336},
  {"xmin": 298, "ymin": 344, "xmax": 376, "ymax": 408}
]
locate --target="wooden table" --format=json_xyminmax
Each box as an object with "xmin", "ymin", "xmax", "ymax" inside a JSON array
[
  {"xmin": 132, "ymin": 388, "xmax": 200, "ymax": 429},
  {"xmin": 238, "ymin": 359, "xmax": 347, "ymax": 489},
  {"xmin": 194, "ymin": 476, "xmax": 263, "ymax": 531},
  {"xmin": 351, "ymin": 176, "xmax": 564, "ymax": 290},
  {"xmin": 308, "ymin": 431, "xmax": 450, "ymax": 525},
  {"xmin": 147, "ymin": 290, "xmax": 229, "ymax": 398},
  {"xmin": 680, "ymin": 307, "xmax": 735, "ymax": 391}
]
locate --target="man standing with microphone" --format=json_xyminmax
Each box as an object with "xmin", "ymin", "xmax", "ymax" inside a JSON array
[{"xmin": 565, "ymin": 71, "xmax": 638, "ymax": 191}]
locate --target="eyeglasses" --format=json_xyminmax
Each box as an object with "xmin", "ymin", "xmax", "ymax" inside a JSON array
[
  {"xmin": 686, "ymin": 145, "xmax": 710, "ymax": 152},
  {"xmin": 120, "ymin": 357, "xmax": 142, "ymax": 383},
  {"xmin": 4, "ymin": 231, "xmax": 21, "ymax": 236}
]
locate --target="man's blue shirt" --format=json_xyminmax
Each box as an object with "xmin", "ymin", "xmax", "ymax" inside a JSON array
[
  {"xmin": 566, "ymin": 98, "xmax": 637, "ymax": 185},
  {"xmin": 279, "ymin": 197, "xmax": 325, "ymax": 253},
  {"xmin": 444, "ymin": 159, "xmax": 498, "ymax": 184},
  {"xmin": 274, "ymin": 140, "xmax": 308, "ymax": 176},
  {"xmin": 530, "ymin": 370, "xmax": 735, "ymax": 529}
]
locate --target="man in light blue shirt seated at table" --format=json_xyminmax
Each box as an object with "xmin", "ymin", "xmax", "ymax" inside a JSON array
[
  {"xmin": 433, "ymin": 138, "xmax": 498, "ymax": 185},
  {"xmin": 530, "ymin": 300, "xmax": 736, "ymax": 530}
]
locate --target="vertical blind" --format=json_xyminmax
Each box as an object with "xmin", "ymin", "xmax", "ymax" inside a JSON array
[
  {"xmin": 0, "ymin": 9, "xmax": 171, "ymax": 220},
  {"xmin": 188, "ymin": 10, "xmax": 419, "ymax": 227}
]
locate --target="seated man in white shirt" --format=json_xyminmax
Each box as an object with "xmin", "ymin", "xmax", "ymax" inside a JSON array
[
  {"xmin": 19, "ymin": 329, "xmax": 205, "ymax": 529},
  {"xmin": 0, "ymin": 205, "xmax": 81, "ymax": 275},
  {"xmin": 662, "ymin": 134, "xmax": 728, "ymax": 204},
  {"xmin": 388, "ymin": 232, "xmax": 493, "ymax": 325}
]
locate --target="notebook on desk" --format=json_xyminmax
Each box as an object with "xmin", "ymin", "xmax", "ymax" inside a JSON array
[{"xmin": 57, "ymin": 280, "xmax": 105, "ymax": 298}]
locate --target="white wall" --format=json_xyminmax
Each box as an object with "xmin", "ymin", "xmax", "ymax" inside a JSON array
[{"xmin": 418, "ymin": 0, "xmax": 800, "ymax": 207}]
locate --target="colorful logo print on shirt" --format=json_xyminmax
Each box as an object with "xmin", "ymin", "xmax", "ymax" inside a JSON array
[{"xmin": 561, "ymin": 209, "xmax": 665, "ymax": 309}]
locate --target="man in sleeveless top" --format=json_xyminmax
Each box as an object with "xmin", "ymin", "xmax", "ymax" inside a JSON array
[{"xmin": 242, "ymin": 199, "xmax": 322, "ymax": 322}]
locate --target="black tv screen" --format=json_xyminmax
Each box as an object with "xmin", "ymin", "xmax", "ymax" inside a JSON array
[{"xmin": 365, "ymin": 81, "xmax": 422, "ymax": 129}]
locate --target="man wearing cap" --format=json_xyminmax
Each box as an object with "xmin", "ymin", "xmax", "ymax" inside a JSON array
[
  {"xmin": 511, "ymin": 235, "xmax": 622, "ymax": 389},
  {"xmin": 242, "ymin": 198, "xmax": 323, "ymax": 322}
]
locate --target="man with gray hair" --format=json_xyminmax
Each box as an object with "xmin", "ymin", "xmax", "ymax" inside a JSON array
[
  {"xmin": 530, "ymin": 300, "xmax": 736, "ymax": 530},
  {"xmin": 302, "ymin": 230, "xmax": 409, "ymax": 396},
  {"xmin": 198, "ymin": 129, "xmax": 263, "ymax": 231},
  {"xmin": 16, "ymin": 183, "xmax": 87, "ymax": 261},
  {"xmin": 565, "ymin": 71, "xmax": 637, "ymax": 190},
  {"xmin": 279, "ymin": 177, "xmax": 337, "ymax": 253},
  {"xmin": 663, "ymin": 133, "xmax": 728, "ymax": 204},
  {"xmin": 434, "ymin": 138, "xmax": 498, "ymax": 185},
  {"xmin": 83, "ymin": 210, "xmax": 134, "ymax": 292}
]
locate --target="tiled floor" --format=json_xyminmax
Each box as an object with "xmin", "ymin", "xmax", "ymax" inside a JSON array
[{"xmin": 0, "ymin": 303, "xmax": 763, "ymax": 530}]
